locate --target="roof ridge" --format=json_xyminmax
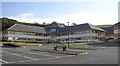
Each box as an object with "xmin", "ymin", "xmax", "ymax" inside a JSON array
[{"xmin": 15, "ymin": 23, "xmax": 43, "ymax": 28}]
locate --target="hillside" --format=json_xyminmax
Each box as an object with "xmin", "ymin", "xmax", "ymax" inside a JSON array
[
  {"xmin": 0, "ymin": 17, "xmax": 47, "ymax": 30},
  {"xmin": 17, "ymin": 22, "xmax": 47, "ymax": 27},
  {"xmin": 95, "ymin": 24, "xmax": 113, "ymax": 28}
]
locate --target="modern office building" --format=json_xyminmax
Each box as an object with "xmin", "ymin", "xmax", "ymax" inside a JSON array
[
  {"xmin": 1, "ymin": 22, "xmax": 107, "ymax": 43},
  {"xmin": 113, "ymin": 22, "xmax": 120, "ymax": 43},
  {"xmin": 47, "ymin": 22, "xmax": 106, "ymax": 43},
  {"xmin": 3, "ymin": 24, "xmax": 49, "ymax": 43},
  {"xmin": 6, "ymin": 21, "xmax": 120, "ymax": 44}
]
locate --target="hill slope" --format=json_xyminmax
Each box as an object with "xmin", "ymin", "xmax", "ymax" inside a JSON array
[{"xmin": 95, "ymin": 24, "xmax": 113, "ymax": 28}]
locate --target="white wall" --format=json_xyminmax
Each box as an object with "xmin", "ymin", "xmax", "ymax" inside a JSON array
[
  {"xmin": 7, "ymin": 34, "xmax": 50, "ymax": 39},
  {"xmin": 56, "ymin": 33, "xmax": 105, "ymax": 39},
  {"xmin": 114, "ymin": 30, "xmax": 120, "ymax": 34}
]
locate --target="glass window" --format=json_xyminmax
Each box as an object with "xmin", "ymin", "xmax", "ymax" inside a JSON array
[{"xmin": 50, "ymin": 28, "xmax": 56, "ymax": 32}]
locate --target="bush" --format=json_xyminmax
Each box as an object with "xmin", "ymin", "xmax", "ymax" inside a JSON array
[{"xmin": 3, "ymin": 43, "xmax": 21, "ymax": 47}]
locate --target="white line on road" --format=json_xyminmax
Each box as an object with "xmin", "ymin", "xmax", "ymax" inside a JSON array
[
  {"xmin": 0, "ymin": 59, "xmax": 8, "ymax": 63},
  {"xmin": 3, "ymin": 49, "xmax": 59, "ymax": 58},
  {"xmin": 2, "ymin": 51, "xmax": 38, "ymax": 60},
  {"xmin": 7, "ymin": 59, "xmax": 41, "ymax": 64}
]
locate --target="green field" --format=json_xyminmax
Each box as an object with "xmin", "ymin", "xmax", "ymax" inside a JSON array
[
  {"xmin": 95, "ymin": 24, "xmax": 112, "ymax": 28},
  {"xmin": 67, "ymin": 45, "xmax": 97, "ymax": 50},
  {"xmin": 0, "ymin": 42, "xmax": 42, "ymax": 46}
]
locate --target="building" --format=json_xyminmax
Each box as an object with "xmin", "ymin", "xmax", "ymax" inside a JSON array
[
  {"xmin": 102, "ymin": 27, "xmax": 114, "ymax": 42},
  {"xmin": 47, "ymin": 22, "xmax": 106, "ymax": 43},
  {"xmin": 113, "ymin": 22, "xmax": 120, "ymax": 43},
  {"xmin": 3, "ymin": 24, "xmax": 49, "ymax": 43},
  {"xmin": 1, "ymin": 22, "xmax": 107, "ymax": 43}
]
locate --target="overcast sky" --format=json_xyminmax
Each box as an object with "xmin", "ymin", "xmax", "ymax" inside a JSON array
[{"xmin": 1, "ymin": 0, "xmax": 119, "ymax": 25}]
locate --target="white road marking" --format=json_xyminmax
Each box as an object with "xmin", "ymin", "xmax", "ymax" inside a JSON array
[
  {"xmin": 2, "ymin": 51, "xmax": 38, "ymax": 60},
  {"xmin": 2, "ymin": 53, "xmax": 77, "ymax": 64},
  {"xmin": 8, "ymin": 59, "xmax": 41, "ymax": 64},
  {"xmin": 3, "ymin": 49, "xmax": 59, "ymax": 58},
  {"xmin": 0, "ymin": 59, "xmax": 8, "ymax": 63},
  {"xmin": 100, "ymin": 47, "xmax": 106, "ymax": 48},
  {"xmin": 1, "ymin": 49, "xmax": 87, "ymax": 64}
]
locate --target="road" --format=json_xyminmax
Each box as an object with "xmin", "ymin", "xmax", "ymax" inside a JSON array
[{"xmin": 0, "ymin": 43, "xmax": 118, "ymax": 64}]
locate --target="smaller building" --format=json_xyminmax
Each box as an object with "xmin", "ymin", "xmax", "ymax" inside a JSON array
[
  {"xmin": 102, "ymin": 27, "xmax": 114, "ymax": 42},
  {"xmin": 114, "ymin": 22, "xmax": 120, "ymax": 43}
]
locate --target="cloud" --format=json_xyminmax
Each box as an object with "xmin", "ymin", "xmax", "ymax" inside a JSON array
[
  {"xmin": 7, "ymin": 12, "xmax": 117, "ymax": 25},
  {"xmin": 16, "ymin": 13, "xmax": 33, "ymax": 18}
]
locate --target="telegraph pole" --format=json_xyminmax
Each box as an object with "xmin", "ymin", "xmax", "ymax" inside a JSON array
[{"xmin": 68, "ymin": 22, "xmax": 70, "ymax": 48}]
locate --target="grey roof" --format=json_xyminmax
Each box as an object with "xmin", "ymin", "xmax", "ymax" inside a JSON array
[
  {"xmin": 45, "ymin": 22, "xmax": 65, "ymax": 28},
  {"xmin": 57, "ymin": 23, "xmax": 105, "ymax": 33},
  {"xmin": 102, "ymin": 27, "xmax": 114, "ymax": 33},
  {"xmin": 7, "ymin": 23, "xmax": 105, "ymax": 34},
  {"xmin": 8, "ymin": 24, "xmax": 46, "ymax": 33}
]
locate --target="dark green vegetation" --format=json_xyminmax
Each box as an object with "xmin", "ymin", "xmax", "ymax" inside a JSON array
[
  {"xmin": 0, "ymin": 17, "xmax": 46, "ymax": 30},
  {"xmin": 2, "ymin": 43, "xmax": 21, "ymax": 47},
  {"xmin": 0, "ymin": 42, "xmax": 42, "ymax": 46},
  {"xmin": 17, "ymin": 22, "xmax": 46, "ymax": 27},
  {"xmin": 0, "ymin": 17, "xmax": 18, "ymax": 30}
]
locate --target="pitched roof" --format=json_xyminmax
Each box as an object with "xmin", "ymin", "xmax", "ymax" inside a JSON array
[
  {"xmin": 45, "ymin": 22, "xmax": 65, "ymax": 28},
  {"xmin": 8, "ymin": 24, "xmax": 46, "ymax": 33},
  {"xmin": 7, "ymin": 23, "xmax": 105, "ymax": 34},
  {"xmin": 57, "ymin": 23, "xmax": 105, "ymax": 33},
  {"xmin": 102, "ymin": 27, "xmax": 114, "ymax": 33}
]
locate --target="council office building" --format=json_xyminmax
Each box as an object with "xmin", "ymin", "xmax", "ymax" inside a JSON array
[
  {"xmin": 114, "ymin": 22, "xmax": 120, "ymax": 43},
  {"xmin": 1, "ymin": 22, "xmax": 107, "ymax": 43}
]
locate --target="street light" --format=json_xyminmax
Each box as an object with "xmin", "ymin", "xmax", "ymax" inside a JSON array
[{"xmin": 68, "ymin": 22, "xmax": 70, "ymax": 48}]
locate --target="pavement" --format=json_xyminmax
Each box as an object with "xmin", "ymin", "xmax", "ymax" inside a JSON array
[{"xmin": 0, "ymin": 43, "xmax": 118, "ymax": 64}]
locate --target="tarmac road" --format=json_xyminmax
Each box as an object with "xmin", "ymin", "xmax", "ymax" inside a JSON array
[{"xmin": 0, "ymin": 43, "xmax": 118, "ymax": 64}]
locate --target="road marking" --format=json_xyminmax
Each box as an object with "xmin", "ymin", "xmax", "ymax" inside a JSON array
[
  {"xmin": 1, "ymin": 49, "xmax": 84, "ymax": 64},
  {"xmin": 7, "ymin": 59, "xmax": 41, "ymax": 64},
  {"xmin": 3, "ymin": 49, "xmax": 58, "ymax": 58},
  {"xmin": 3, "ymin": 54, "xmax": 78, "ymax": 64},
  {"xmin": 0, "ymin": 59, "xmax": 8, "ymax": 63},
  {"xmin": 2, "ymin": 51, "xmax": 38, "ymax": 60},
  {"xmin": 100, "ymin": 47, "xmax": 106, "ymax": 48}
]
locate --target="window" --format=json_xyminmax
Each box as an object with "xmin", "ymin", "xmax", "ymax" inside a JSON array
[
  {"xmin": 76, "ymin": 37, "xmax": 81, "ymax": 40},
  {"xmin": 50, "ymin": 28, "xmax": 56, "ymax": 32}
]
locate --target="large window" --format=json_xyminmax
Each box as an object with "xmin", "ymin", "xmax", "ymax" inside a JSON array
[{"xmin": 50, "ymin": 28, "xmax": 56, "ymax": 32}]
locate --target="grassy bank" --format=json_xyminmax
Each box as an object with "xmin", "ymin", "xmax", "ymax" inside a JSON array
[
  {"xmin": 31, "ymin": 49, "xmax": 85, "ymax": 55},
  {"xmin": 67, "ymin": 45, "xmax": 97, "ymax": 50},
  {"xmin": 0, "ymin": 42, "xmax": 42, "ymax": 46}
]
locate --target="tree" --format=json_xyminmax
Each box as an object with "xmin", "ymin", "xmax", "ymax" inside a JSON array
[
  {"xmin": 71, "ymin": 23, "xmax": 77, "ymax": 26},
  {"xmin": 0, "ymin": 17, "xmax": 18, "ymax": 30}
]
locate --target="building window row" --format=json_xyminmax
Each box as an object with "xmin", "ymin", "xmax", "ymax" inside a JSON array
[{"xmin": 8, "ymin": 31, "xmax": 49, "ymax": 36}]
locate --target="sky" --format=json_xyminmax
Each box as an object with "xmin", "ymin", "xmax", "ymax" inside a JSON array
[{"xmin": 1, "ymin": 0, "xmax": 119, "ymax": 25}]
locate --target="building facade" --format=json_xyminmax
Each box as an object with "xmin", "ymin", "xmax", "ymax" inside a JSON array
[
  {"xmin": 1, "ymin": 22, "xmax": 113, "ymax": 43},
  {"xmin": 102, "ymin": 27, "xmax": 114, "ymax": 42},
  {"xmin": 114, "ymin": 22, "xmax": 120, "ymax": 43},
  {"xmin": 3, "ymin": 24, "xmax": 49, "ymax": 43}
]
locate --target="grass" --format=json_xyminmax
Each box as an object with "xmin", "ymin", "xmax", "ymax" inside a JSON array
[
  {"xmin": 67, "ymin": 45, "xmax": 97, "ymax": 50},
  {"xmin": 95, "ymin": 24, "xmax": 112, "ymax": 28},
  {"xmin": 0, "ymin": 42, "xmax": 42, "ymax": 46},
  {"xmin": 31, "ymin": 49, "xmax": 85, "ymax": 55}
]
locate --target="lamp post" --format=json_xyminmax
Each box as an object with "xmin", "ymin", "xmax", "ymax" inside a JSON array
[{"xmin": 68, "ymin": 22, "xmax": 70, "ymax": 48}]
